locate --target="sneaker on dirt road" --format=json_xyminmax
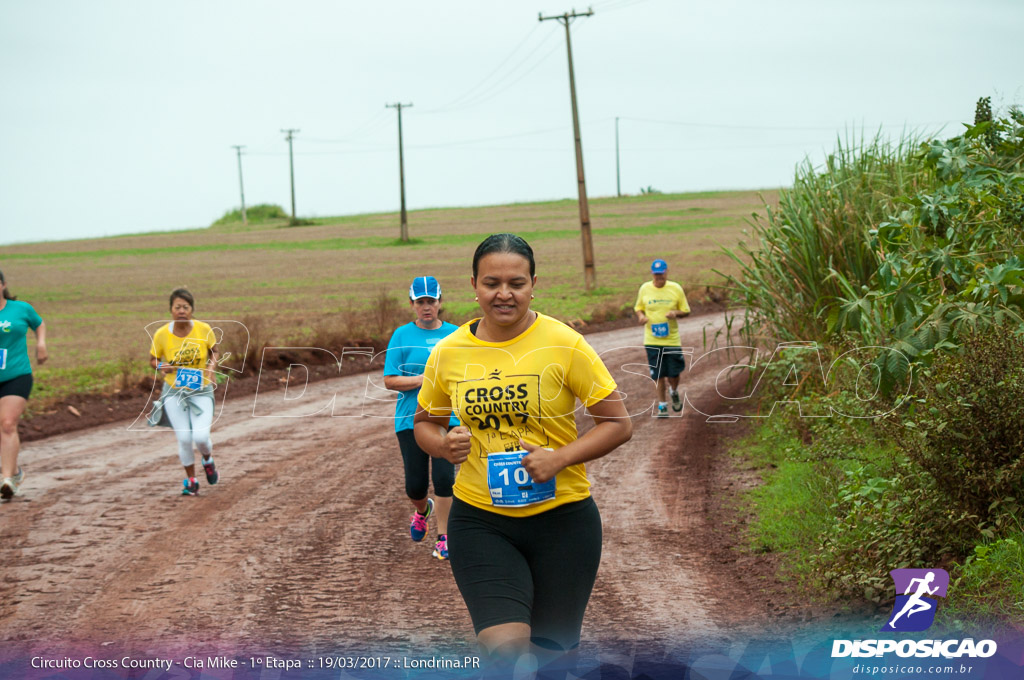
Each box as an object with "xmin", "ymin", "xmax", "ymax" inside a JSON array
[
  {"xmin": 202, "ymin": 457, "xmax": 219, "ymax": 485},
  {"xmin": 410, "ymin": 498, "xmax": 433, "ymax": 542}
]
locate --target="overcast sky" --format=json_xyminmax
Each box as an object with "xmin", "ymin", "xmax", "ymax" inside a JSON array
[{"xmin": 2, "ymin": 0, "xmax": 1022, "ymax": 245}]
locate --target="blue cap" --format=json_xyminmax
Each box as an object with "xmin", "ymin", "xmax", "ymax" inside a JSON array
[
  {"xmin": 409, "ymin": 276, "xmax": 442, "ymax": 300},
  {"xmin": 651, "ymin": 259, "xmax": 668, "ymax": 273}
]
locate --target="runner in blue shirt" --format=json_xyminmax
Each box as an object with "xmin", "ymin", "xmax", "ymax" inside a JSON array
[
  {"xmin": 383, "ymin": 276, "xmax": 460, "ymax": 560},
  {"xmin": 0, "ymin": 269, "xmax": 48, "ymax": 500}
]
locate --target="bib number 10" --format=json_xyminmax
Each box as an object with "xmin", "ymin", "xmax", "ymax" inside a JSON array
[
  {"xmin": 486, "ymin": 450, "xmax": 556, "ymax": 507},
  {"xmin": 498, "ymin": 466, "xmax": 531, "ymax": 487}
]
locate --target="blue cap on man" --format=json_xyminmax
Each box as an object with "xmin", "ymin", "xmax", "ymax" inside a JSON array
[
  {"xmin": 409, "ymin": 276, "xmax": 442, "ymax": 300},
  {"xmin": 651, "ymin": 259, "xmax": 668, "ymax": 274}
]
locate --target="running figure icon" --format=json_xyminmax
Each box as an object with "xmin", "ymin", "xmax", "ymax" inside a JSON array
[{"xmin": 887, "ymin": 571, "xmax": 939, "ymax": 629}]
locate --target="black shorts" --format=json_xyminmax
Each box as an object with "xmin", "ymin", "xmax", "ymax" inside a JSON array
[
  {"xmin": 645, "ymin": 345, "xmax": 686, "ymax": 380},
  {"xmin": 448, "ymin": 496, "xmax": 602, "ymax": 651},
  {"xmin": 0, "ymin": 373, "xmax": 33, "ymax": 400},
  {"xmin": 395, "ymin": 428, "xmax": 455, "ymax": 499}
]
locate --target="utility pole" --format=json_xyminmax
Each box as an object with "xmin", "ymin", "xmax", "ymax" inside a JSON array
[
  {"xmin": 386, "ymin": 103, "xmax": 413, "ymax": 242},
  {"xmin": 230, "ymin": 145, "xmax": 248, "ymax": 225},
  {"xmin": 281, "ymin": 128, "xmax": 300, "ymax": 220},
  {"xmin": 540, "ymin": 7, "xmax": 596, "ymax": 291},
  {"xmin": 615, "ymin": 117, "xmax": 621, "ymax": 198}
]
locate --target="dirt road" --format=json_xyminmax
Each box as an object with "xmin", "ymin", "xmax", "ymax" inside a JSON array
[{"xmin": 0, "ymin": 314, "xmax": 771, "ymax": 662}]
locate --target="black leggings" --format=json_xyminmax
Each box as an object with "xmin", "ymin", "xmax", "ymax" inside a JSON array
[
  {"xmin": 448, "ymin": 496, "xmax": 602, "ymax": 651},
  {"xmin": 395, "ymin": 429, "xmax": 455, "ymax": 500}
]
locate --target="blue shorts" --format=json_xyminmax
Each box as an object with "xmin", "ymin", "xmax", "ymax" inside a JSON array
[{"xmin": 645, "ymin": 346, "xmax": 685, "ymax": 380}]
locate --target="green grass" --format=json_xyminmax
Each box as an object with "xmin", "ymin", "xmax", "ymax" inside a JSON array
[
  {"xmin": 734, "ymin": 418, "xmax": 833, "ymax": 578},
  {"xmin": 939, "ymin": 534, "xmax": 1024, "ymax": 627}
]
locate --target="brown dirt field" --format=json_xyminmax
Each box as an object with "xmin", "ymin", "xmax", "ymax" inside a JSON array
[
  {"xmin": 0, "ymin": 314, "xmax": 806, "ymax": 668},
  {"xmin": 0, "ymin": 190, "xmax": 774, "ymax": 394}
]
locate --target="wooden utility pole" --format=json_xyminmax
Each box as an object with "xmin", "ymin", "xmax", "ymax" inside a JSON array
[
  {"xmin": 540, "ymin": 7, "xmax": 596, "ymax": 291},
  {"xmin": 615, "ymin": 117, "xmax": 621, "ymax": 197},
  {"xmin": 281, "ymin": 128, "xmax": 300, "ymax": 220},
  {"xmin": 231, "ymin": 145, "xmax": 248, "ymax": 225},
  {"xmin": 386, "ymin": 103, "xmax": 413, "ymax": 242}
]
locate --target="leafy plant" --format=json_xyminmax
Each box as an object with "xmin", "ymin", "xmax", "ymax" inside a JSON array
[{"xmin": 890, "ymin": 324, "xmax": 1024, "ymax": 534}]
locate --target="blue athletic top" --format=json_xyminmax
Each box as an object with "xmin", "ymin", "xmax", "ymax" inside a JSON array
[
  {"xmin": 384, "ymin": 321, "xmax": 460, "ymax": 432},
  {"xmin": 0, "ymin": 300, "xmax": 43, "ymax": 382}
]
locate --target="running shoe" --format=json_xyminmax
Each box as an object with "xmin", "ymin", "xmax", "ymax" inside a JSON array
[
  {"xmin": 0, "ymin": 471, "xmax": 21, "ymax": 500},
  {"xmin": 410, "ymin": 498, "xmax": 434, "ymax": 542},
  {"xmin": 433, "ymin": 535, "xmax": 449, "ymax": 561},
  {"xmin": 202, "ymin": 457, "xmax": 219, "ymax": 485},
  {"xmin": 657, "ymin": 404, "xmax": 669, "ymax": 418},
  {"xmin": 181, "ymin": 478, "xmax": 200, "ymax": 496},
  {"xmin": 671, "ymin": 390, "xmax": 682, "ymax": 412}
]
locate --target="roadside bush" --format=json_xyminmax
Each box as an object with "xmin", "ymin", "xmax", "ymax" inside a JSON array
[
  {"xmin": 817, "ymin": 456, "xmax": 980, "ymax": 602},
  {"xmin": 211, "ymin": 204, "xmax": 289, "ymax": 226},
  {"xmin": 891, "ymin": 325, "xmax": 1024, "ymax": 533}
]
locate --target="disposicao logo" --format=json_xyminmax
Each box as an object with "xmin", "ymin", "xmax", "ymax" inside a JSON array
[
  {"xmin": 832, "ymin": 567, "xmax": 998, "ymax": 659},
  {"xmin": 882, "ymin": 568, "xmax": 949, "ymax": 632}
]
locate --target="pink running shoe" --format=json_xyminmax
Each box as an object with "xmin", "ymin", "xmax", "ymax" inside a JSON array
[
  {"xmin": 410, "ymin": 498, "xmax": 434, "ymax": 542},
  {"xmin": 433, "ymin": 535, "xmax": 449, "ymax": 561}
]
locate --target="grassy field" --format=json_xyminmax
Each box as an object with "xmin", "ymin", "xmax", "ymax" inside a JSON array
[{"xmin": 0, "ymin": 189, "xmax": 775, "ymax": 405}]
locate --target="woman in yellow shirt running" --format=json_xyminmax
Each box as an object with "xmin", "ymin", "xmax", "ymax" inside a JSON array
[
  {"xmin": 414, "ymin": 234, "xmax": 632, "ymax": 676},
  {"xmin": 148, "ymin": 289, "xmax": 220, "ymax": 496}
]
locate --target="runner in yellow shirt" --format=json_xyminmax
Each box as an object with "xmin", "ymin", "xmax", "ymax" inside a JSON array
[
  {"xmin": 414, "ymin": 234, "xmax": 632, "ymax": 677},
  {"xmin": 148, "ymin": 289, "xmax": 220, "ymax": 496},
  {"xmin": 634, "ymin": 258, "xmax": 690, "ymax": 417}
]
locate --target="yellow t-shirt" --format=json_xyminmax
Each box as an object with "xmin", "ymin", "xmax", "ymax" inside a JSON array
[
  {"xmin": 417, "ymin": 313, "xmax": 618, "ymax": 517},
  {"xmin": 149, "ymin": 321, "xmax": 217, "ymax": 388},
  {"xmin": 634, "ymin": 280, "xmax": 690, "ymax": 346}
]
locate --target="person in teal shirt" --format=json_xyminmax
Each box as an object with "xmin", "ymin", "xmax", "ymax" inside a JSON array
[
  {"xmin": 383, "ymin": 276, "xmax": 459, "ymax": 560},
  {"xmin": 0, "ymin": 269, "xmax": 48, "ymax": 500}
]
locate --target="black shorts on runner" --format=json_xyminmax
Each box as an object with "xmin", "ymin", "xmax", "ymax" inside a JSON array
[
  {"xmin": 0, "ymin": 373, "xmax": 33, "ymax": 400},
  {"xmin": 447, "ymin": 496, "xmax": 602, "ymax": 651},
  {"xmin": 645, "ymin": 345, "xmax": 686, "ymax": 381},
  {"xmin": 395, "ymin": 429, "xmax": 455, "ymax": 499}
]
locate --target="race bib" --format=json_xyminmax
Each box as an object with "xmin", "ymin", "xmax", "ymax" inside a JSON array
[
  {"xmin": 651, "ymin": 322, "xmax": 669, "ymax": 338},
  {"xmin": 0, "ymin": 348, "xmax": 6, "ymax": 370},
  {"xmin": 173, "ymin": 367, "xmax": 203, "ymax": 390},
  {"xmin": 486, "ymin": 450, "xmax": 556, "ymax": 507}
]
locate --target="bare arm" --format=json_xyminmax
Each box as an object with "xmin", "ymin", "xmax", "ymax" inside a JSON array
[
  {"xmin": 207, "ymin": 343, "xmax": 220, "ymax": 378},
  {"xmin": 414, "ymin": 409, "xmax": 471, "ymax": 464},
  {"xmin": 384, "ymin": 375, "xmax": 424, "ymax": 391},
  {"xmin": 522, "ymin": 393, "xmax": 632, "ymax": 484},
  {"xmin": 33, "ymin": 321, "xmax": 48, "ymax": 364}
]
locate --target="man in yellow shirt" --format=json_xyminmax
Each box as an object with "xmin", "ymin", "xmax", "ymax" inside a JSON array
[{"xmin": 634, "ymin": 258, "xmax": 690, "ymax": 417}]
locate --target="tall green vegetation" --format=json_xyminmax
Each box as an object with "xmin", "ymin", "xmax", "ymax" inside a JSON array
[{"xmin": 726, "ymin": 101, "xmax": 1024, "ymax": 616}]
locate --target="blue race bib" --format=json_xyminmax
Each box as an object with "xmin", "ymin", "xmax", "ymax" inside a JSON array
[
  {"xmin": 0, "ymin": 348, "xmax": 6, "ymax": 370},
  {"xmin": 651, "ymin": 322, "xmax": 669, "ymax": 338},
  {"xmin": 174, "ymin": 367, "xmax": 203, "ymax": 390},
  {"xmin": 486, "ymin": 450, "xmax": 556, "ymax": 507}
]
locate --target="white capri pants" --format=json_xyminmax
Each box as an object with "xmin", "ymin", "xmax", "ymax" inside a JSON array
[{"xmin": 162, "ymin": 392, "xmax": 214, "ymax": 467}]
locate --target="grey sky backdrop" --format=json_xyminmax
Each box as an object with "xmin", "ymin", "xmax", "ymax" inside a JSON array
[{"xmin": 2, "ymin": 0, "xmax": 1022, "ymax": 246}]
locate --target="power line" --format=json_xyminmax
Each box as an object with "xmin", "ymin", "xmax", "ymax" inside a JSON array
[
  {"xmin": 617, "ymin": 115, "xmax": 959, "ymax": 132},
  {"xmin": 419, "ymin": 23, "xmax": 545, "ymax": 114}
]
